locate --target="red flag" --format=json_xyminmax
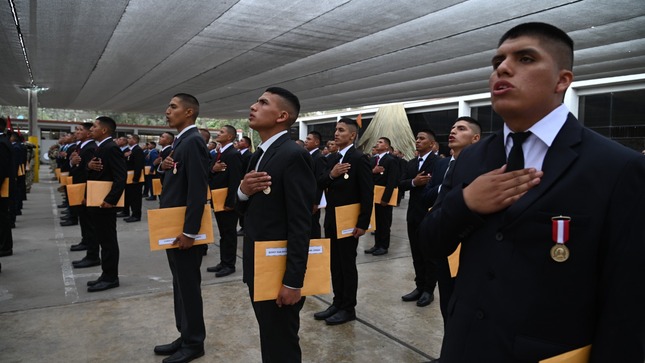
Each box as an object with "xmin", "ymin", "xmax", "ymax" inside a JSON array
[
  {"xmin": 6, "ymin": 116, "xmax": 12, "ymax": 131},
  {"xmin": 356, "ymin": 113, "xmax": 362, "ymax": 128}
]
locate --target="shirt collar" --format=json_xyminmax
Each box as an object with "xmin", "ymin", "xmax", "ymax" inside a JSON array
[
  {"xmin": 220, "ymin": 142, "xmax": 233, "ymax": 153},
  {"xmin": 161, "ymin": 145, "xmax": 172, "ymax": 151},
  {"xmin": 308, "ymin": 148, "xmax": 318, "ymax": 155},
  {"xmin": 257, "ymin": 130, "xmax": 288, "ymax": 153},
  {"xmin": 96, "ymin": 136, "xmax": 113, "ymax": 147},
  {"xmin": 176, "ymin": 124, "xmax": 197, "ymax": 140},
  {"xmin": 504, "ymin": 104, "xmax": 569, "ymax": 148},
  {"xmin": 80, "ymin": 139, "xmax": 93, "ymax": 148}
]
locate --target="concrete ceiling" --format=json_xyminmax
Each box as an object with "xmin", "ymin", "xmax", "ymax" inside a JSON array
[{"xmin": 1, "ymin": 0, "xmax": 644, "ymax": 119}]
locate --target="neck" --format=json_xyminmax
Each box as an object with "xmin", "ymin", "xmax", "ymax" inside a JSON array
[{"xmin": 257, "ymin": 127, "xmax": 287, "ymax": 143}]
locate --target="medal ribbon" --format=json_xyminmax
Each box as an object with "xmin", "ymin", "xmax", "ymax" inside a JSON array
[{"xmin": 552, "ymin": 218, "xmax": 570, "ymax": 244}]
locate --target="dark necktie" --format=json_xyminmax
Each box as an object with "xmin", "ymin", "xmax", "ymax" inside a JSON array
[
  {"xmin": 418, "ymin": 157, "xmax": 424, "ymax": 171},
  {"xmin": 506, "ymin": 131, "xmax": 532, "ymax": 172},
  {"xmin": 374, "ymin": 155, "xmax": 380, "ymax": 167},
  {"xmin": 247, "ymin": 148, "xmax": 264, "ymax": 172}
]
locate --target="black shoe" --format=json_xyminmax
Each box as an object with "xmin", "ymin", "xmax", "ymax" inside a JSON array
[
  {"xmin": 0, "ymin": 250, "xmax": 13, "ymax": 257},
  {"xmin": 236, "ymin": 228, "xmax": 244, "ymax": 236},
  {"xmin": 60, "ymin": 220, "xmax": 78, "ymax": 226},
  {"xmin": 87, "ymin": 279, "xmax": 119, "ymax": 292},
  {"xmin": 145, "ymin": 196, "xmax": 157, "ymax": 201},
  {"xmin": 325, "ymin": 310, "xmax": 356, "ymax": 325},
  {"xmin": 87, "ymin": 277, "xmax": 103, "ymax": 287},
  {"xmin": 70, "ymin": 243, "xmax": 88, "ymax": 251},
  {"xmin": 206, "ymin": 264, "xmax": 222, "ymax": 273},
  {"xmin": 401, "ymin": 288, "xmax": 422, "ymax": 302},
  {"xmin": 116, "ymin": 212, "xmax": 129, "ymax": 218},
  {"xmin": 314, "ymin": 305, "xmax": 339, "ymax": 320},
  {"xmin": 57, "ymin": 203, "xmax": 68, "ymax": 208},
  {"xmin": 416, "ymin": 292, "xmax": 435, "ymax": 307},
  {"xmin": 73, "ymin": 258, "xmax": 101, "ymax": 268},
  {"xmin": 364, "ymin": 246, "xmax": 377, "ymax": 254},
  {"xmin": 154, "ymin": 337, "xmax": 183, "ymax": 356},
  {"xmin": 215, "ymin": 266, "xmax": 235, "ymax": 278},
  {"xmin": 124, "ymin": 216, "xmax": 141, "ymax": 223},
  {"xmin": 162, "ymin": 348, "xmax": 204, "ymax": 363},
  {"xmin": 372, "ymin": 247, "xmax": 388, "ymax": 256}
]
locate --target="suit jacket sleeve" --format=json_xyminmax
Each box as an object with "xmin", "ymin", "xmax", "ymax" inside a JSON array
[
  {"xmin": 182, "ymin": 137, "xmax": 209, "ymax": 235},
  {"xmin": 356, "ymin": 153, "xmax": 374, "ymax": 229},
  {"xmin": 380, "ymin": 155, "xmax": 399, "ymax": 203},
  {"xmin": 105, "ymin": 146, "xmax": 127, "ymax": 205},
  {"xmin": 283, "ymin": 151, "xmax": 316, "ymax": 288},
  {"xmin": 225, "ymin": 151, "xmax": 243, "ymax": 209},
  {"xmin": 131, "ymin": 147, "xmax": 145, "ymax": 182}
]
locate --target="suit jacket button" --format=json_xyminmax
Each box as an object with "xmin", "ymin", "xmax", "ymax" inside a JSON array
[
  {"xmin": 475, "ymin": 310, "xmax": 485, "ymax": 320},
  {"xmin": 495, "ymin": 232, "xmax": 503, "ymax": 241}
]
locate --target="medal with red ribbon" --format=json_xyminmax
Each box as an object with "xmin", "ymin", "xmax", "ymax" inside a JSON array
[{"xmin": 550, "ymin": 216, "xmax": 571, "ymax": 262}]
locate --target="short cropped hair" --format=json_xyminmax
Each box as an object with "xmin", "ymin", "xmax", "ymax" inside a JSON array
[
  {"xmin": 499, "ymin": 22, "xmax": 574, "ymax": 70},
  {"xmin": 417, "ymin": 128, "xmax": 437, "ymax": 140},
  {"xmin": 173, "ymin": 93, "xmax": 200, "ymax": 119},
  {"xmin": 456, "ymin": 116, "xmax": 482, "ymax": 135},
  {"xmin": 337, "ymin": 117, "xmax": 359, "ymax": 132},
  {"xmin": 96, "ymin": 116, "xmax": 117, "ymax": 133},
  {"xmin": 80, "ymin": 122, "xmax": 93, "ymax": 131},
  {"xmin": 265, "ymin": 87, "xmax": 300, "ymax": 125},
  {"xmin": 379, "ymin": 137, "xmax": 392, "ymax": 146},
  {"xmin": 308, "ymin": 130, "xmax": 322, "ymax": 143}
]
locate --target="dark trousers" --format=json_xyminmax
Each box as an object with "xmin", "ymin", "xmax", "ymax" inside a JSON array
[
  {"xmin": 248, "ymin": 284, "xmax": 304, "ymax": 363},
  {"xmin": 436, "ymin": 256, "xmax": 455, "ymax": 330},
  {"xmin": 87, "ymin": 207, "xmax": 119, "ymax": 281},
  {"xmin": 407, "ymin": 221, "xmax": 437, "ymax": 293},
  {"xmin": 166, "ymin": 245, "xmax": 207, "ymax": 351},
  {"xmin": 143, "ymin": 174, "xmax": 152, "ymax": 196},
  {"xmin": 125, "ymin": 183, "xmax": 143, "ymax": 218},
  {"xmin": 310, "ymin": 209, "xmax": 321, "ymax": 239},
  {"xmin": 0, "ymin": 198, "xmax": 13, "ymax": 252},
  {"xmin": 326, "ymin": 225, "xmax": 359, "ymax": 312},
  {"xmin": 215, "ymin": 210, "xmax": 238, "ymax": 268},
  {"xmin": 78, "ymin": 205, "xmax": 95, "ymax": 246},
  {"xmin": 374, "ymin": 204, "xmax": 393, "ymax": 249}
]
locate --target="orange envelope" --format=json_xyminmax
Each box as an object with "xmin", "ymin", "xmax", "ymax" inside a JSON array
[
  {"xmin": 55, "ymin": 168, "xmax": 61, "ymax": 181},
  {"xmin": 540, "ymin": 345, "xmax": 591, "ymax": 363},
  {"xmin": 86, "ymin": 180, "xmax": 125, "ymax": 207},
  {"xmin": 59, "ymin": 172, "xmax": 69, "ymax": 184},
  {"xmin": 1, "ymin": 177, "xmax": 9, "ymax": 198},
  {"xmin": 253, "ymin": 238, "xmax": 331, "ymax": 302},
  {"xmin": 147, "ymin": 205, "xmax": 214, "ymax": 251},
  {"xmin": 17, "ymin": 164, "xmax": 24, "ymax": 177},
  {"xmin": 448, "ymin": 243, "xmax": 461, "ymax": 278},
  {"xmin": 206, "ymin": 186, "xmax": 212, "ymax": 201},
  {"xmin": 373, "ymin": 185, "xmax": 398, "ymax": 206},
  {"xmin": 335, "ymin": 203, "xmax": 375, "ymax": 238},
  {"xmin": 144, "ymin": 166, "xmax": 151, "ymax": 175},
  {"xmin": 126, "ymin": 170, "xmax": 145, "ymax": 184},
  {"xmin": 66, "ymin": 183, "xmax": 86, "ymax": 206},
  {"xmin": 152, "ymin": 178, "xmax": 162, "ymax": 196},
  {"xmin": 211, "ymin": 188, "xmax": 227, "ymax": 212}
]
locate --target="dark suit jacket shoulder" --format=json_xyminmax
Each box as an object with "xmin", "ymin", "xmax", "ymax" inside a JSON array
[
  {"xmin": 399, "ymin": 153, "xmax": 437, "ymax": 224},
  {"xmin": 160, "ymin": 128, "xmax": 209, "ymax": 235},
  {"xmin": 70, "ymin": 140, "xmax": 96, "ymax": 184},
  {"xmin": 373, "ymin": 153, "xmax": 399, "ymax": 203},
  {"xmin": 127, "ymin": 145, "xmax": 145, "ymax": 182},
  {"xmin": 419, "ymin": 114, "xmax": 645, "ymax": 362}
]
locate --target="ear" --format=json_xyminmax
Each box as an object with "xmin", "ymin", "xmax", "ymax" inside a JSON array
[
  {"xmin": 185, "ymin": 107, "xmax": 194, "ymax": 119},
  {"xmin": 275, "ymin": 110, "xmax": 290, "ymax": 125},
  {"xmin": 472, "ymin": 134, "xmax": 481, "ymax": 143},
  {"xmin": 555, "ymin": 69, "xmax": 573, "ymax": 94}
]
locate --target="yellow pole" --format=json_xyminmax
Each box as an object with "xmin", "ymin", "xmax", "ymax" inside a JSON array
[{"xmin": 28, "ymin": 135, "xmax": 39, "ymax": 183}]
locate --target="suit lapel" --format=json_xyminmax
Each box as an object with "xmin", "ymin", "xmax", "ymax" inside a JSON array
[
  {"xmin": 257, "ymin": 133, "xmax": 289, "ymax": 171},
  {"xmin": 503, "ymin": 114, "xmax": 582, "ymax": 225}
]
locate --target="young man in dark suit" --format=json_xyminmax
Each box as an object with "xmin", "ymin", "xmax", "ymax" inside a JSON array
[
  {"xmin": 304, "ymin": 130, "xmax": 326, "ymax": 239},
  {"xmin": 0, "ymin": 117, "xmax": 15, "ymax": 260},
  {"xmin": 154, "ymin": 131, "xmax": 174, "ymax": 186},
  {"xmin": 153, "ymin": 93, "xmax": 209, "ymax": 363},
  {"xmin": 398, "ymin": 129, "xmax": 438, "ymax": 307},
  {"xmin": 237, "ymin": 87, "xmax": 315, "ymax": 362},
  {"xmin": 123, "ymin": 134, "xmax": 144, "ymax": 222},
  {"xmin": 314, "ymin": 117, "xmax": 374, "ymax": 325},
  {"xmin": 205, "ymin": 124, "xmax": 242, "ymax": 278},
  {"xmin": 420, "ymin": 22, "xmax": 645, "ymax": 362},
  {"xmin": 85, "ymin": 116, "xmax": 127, "ymax": 292},
  {"xmin": 68, "ymin": 123, "xmax": 97, "ymax": 255},
  {"xmin": 365, "ymin": 137, "xmax": 400, "ymax": 256}
]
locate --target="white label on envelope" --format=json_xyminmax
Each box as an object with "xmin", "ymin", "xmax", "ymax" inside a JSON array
[
  {"xmin": 309, "ymin": 246, "xmax": 323, "ymax": 254},
  {"xmin": 266, "ymin": 247, "xmax": 287, "ymax": 256}
]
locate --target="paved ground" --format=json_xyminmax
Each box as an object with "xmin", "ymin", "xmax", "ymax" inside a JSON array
[{"xmin": 0, "ymin": 167, "xmax": 444, "ymax": 362}]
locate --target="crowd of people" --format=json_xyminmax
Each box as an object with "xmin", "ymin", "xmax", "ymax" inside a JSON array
[{"xmin": 1, "ymin": 22, "xmax": 644, "ymax": 363}]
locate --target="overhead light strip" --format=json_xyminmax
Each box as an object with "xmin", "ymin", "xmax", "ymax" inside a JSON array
[{"xmin": 8, "ymin": 0, "xmax": 35, "ymax": 87}]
